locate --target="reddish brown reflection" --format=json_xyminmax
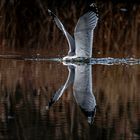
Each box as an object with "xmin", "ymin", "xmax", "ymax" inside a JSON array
[{"xmin": 0, "ymin": 59, "xmax": 139, "ymax": 139}]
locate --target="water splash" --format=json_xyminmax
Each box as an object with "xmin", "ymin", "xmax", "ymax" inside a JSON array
[
  {"xmin": 90, "ymin": 57, "xmax": 140, "ymax": 65},
  {"xmin": 0, "ymin": 55, "xmax": 140, "ymax": 65}
]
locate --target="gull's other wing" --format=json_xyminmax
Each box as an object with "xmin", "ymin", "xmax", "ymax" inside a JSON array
[{"xmin": 48, "ymin": 9, "xmax": 75, "ymax": 56}]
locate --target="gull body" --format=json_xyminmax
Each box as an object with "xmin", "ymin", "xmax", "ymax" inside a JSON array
[{"xmin": 48, "ymin": 3, "xmax": 98, "ymax": 61}]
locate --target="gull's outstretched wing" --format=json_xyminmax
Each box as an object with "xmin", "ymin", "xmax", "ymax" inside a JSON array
[
  {"xmin": 48, "ymin": 9, "xmax": 75, "ymax": 56},
  {"xmin": 46, "ymin": 65, "xmax": 75, "ymax": 109},
  {"xmin": 74, "ymin": 4, "xmax": 98, "ymax": 58}
]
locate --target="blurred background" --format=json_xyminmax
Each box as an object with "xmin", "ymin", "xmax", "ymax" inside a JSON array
[
  {"xmin": 0, "ymin": 0, "xmax": 140, "ymax": 140},
  {"xmin": 0, "ymin": 0, "xmax": 139, "ymax": 57}
]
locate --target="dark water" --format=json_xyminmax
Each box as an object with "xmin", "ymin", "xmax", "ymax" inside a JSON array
[
  {"xmin": 0, "ymin": 1, "xmax": 140, "ymax": 140},
  {"xmin": 0, "ymin": 58, "xmax": 140, "ymax": 140}
]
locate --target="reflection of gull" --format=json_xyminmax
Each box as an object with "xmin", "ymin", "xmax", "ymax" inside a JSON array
[
  {"xmin": 73, "ymin": 64, "xmax": 96, "ymax": 124},
  {"xmin": 47, "ymin": 63, "xmax": 96, "ymax": 124},
  {"xmin": 48, "ymin": 3, "xmax": 98, "ymax": 61},
  {"xmin": 47, "ymin": 65, "xmax": 75, "ymax": 108}
]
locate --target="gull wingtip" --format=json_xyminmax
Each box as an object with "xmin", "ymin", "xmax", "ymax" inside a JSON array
[
  {"xmin": 89, "ymin": 2, "xmax": 99, "ymax": 17},
  {"xmin": 48, "ymin": 9, "xmax": 56, "ymax": 18},
  {"xmin": 48, "ymin": 9, "xmax": 52, "ymax": 15},
  {"xmin": 90, "ymin": 3, "xmax": 96, "ymax": 7},
  {"xmin": 48, "ymin": 9, "xmax": 51, "ymax": 13}
]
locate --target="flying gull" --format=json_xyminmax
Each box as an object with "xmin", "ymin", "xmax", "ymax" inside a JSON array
[{"xmin": 48, "ymin": 3, "xmax": 98, "ymax": 61}]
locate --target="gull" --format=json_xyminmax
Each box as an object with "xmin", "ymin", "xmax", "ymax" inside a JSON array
[
  {"xmin": 48, "ymin": 3, "xmax": 98, "ymax": 61},
  {"xmin": 46, "ymin": 63, "xmax": 96, "ymax": 124}
]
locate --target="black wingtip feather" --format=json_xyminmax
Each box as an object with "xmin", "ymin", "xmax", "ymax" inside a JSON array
[
  {"xmin": 48, "ymin": 9, "xmax": 56, "ymax": 18},
  {"xmin": 83, "ymin": 3, "xmax": 99, "ymax": 17},
  {"xmin": 48, "ymin": 9, "xmax": 52, "ymax": 15},
  {"xmin": 89, "ymin": 3, "xmax": 98, "ymax": 16}
]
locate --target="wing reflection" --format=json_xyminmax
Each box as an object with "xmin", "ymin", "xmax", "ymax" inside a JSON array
[
  {"xmin": 47, "ymin": 63, "xmax": 96, "ymax": 124},
  {"xmin": 73, "ymin": 64, "xmax": 96, "ymax": 124},
  {"xmin": 46, "ymin": 65, "xmax": 75, "ymax": 109}
]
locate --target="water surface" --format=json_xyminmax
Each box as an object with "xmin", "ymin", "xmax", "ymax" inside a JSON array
[{"xmin": 0, "ymin": 58, "xmax": 140, "ymax": 140}]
